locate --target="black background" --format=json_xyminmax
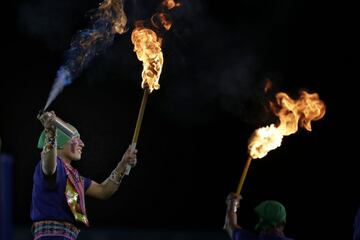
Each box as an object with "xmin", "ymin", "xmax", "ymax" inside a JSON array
[{"xmin": 1, "ymin": 0, "xmax": 357, "ymax": 239}]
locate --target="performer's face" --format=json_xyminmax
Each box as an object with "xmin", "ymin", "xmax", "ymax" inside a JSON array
[{"xmin": 60, "ymin": 137, "xmax": 85, "ymax": 161}]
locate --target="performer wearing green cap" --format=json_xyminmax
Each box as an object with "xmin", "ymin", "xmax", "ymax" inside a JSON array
[
  {"xmin": 224, "ymin": 192, "xmax": 294, "ymax": 240},
  {"xmin": 30, "ymin": 111, "xmax": 137, "ymax": 240}
]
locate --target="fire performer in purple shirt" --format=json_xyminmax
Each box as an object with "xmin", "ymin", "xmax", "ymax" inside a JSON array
[
  {"xmin": 31, "ymin": 111, "xmax": 137, "ymax": 240},
  {"xmin": 224, "ymin": 193, "xmax": 294, "ymax": 240}
]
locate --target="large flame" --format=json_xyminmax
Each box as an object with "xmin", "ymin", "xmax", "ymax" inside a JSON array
[
  {"xmin": 130, "ymin": 0, "xmax": 179, "ymax": 92},
  {"xmin": 131, "ymin": 27, "xmax": 164, "ymax": 92},
  {"xmin": 248, "ymin": 90, "xmax": 326, "ymax": 159}
]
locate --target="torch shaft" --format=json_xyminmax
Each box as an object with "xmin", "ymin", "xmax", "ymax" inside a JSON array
[
  {"xmin": 236, "ymin": 156, "xmax": 252, "ymax": 195},
  {"xmin": 125, "ymin": 88, "xmax": 150, "ymax": 175},
  {"xmin": 132, "ymin": 88, "xmax": 150, "ymax": 144}
]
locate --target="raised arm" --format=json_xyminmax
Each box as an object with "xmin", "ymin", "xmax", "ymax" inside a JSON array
[
  {"xmin": 39, "ymin": 111, "xmax": 57, "ymax": 176},
  {"xmin": 224, "ymin": 192, "xmax": 241, "ymax": 238},
  {"xmin": 86, "ymin": 145, "xmax": 137, "ymax": 200}
]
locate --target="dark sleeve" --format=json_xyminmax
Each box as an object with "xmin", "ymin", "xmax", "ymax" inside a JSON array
[
  {"xmin": 233, "ymin": 228, "xmax": 257, "ymax": 240},
  {"xmin": 83, "ymin": 176, "xmax": 92, "ymax": 191}
]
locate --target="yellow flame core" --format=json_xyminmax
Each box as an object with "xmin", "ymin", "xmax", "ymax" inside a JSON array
[
  {"xmin": 248, "ymin": 90, "xmax": 326, "ymax": 159},
  {"xmin": 248, "ymin": 124, "xmax": 283, "ymax": 159},
  {"xmin": 131, "ymin": 27, "xmax": 164, "ymax": 92}
]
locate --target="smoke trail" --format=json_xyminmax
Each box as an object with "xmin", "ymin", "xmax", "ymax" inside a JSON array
[{"xmin": 44, "ymin": 0, "xmax": 127, "ymax": 110}]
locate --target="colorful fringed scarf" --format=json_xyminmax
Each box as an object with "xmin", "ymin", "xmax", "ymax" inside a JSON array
[{"xmin": 62, "ymin": 161, "xmax": 89, "ymax": 227}]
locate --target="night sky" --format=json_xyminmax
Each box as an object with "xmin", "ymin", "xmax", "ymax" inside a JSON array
[{"xmin": 1, "ymin": 0, "xmax": 357, "ymax": 239}]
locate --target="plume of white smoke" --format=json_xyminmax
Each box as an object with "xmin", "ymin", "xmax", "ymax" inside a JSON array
[{"xmin": 44, "ymin": 0, "xmax": 127, "ymax": 110}]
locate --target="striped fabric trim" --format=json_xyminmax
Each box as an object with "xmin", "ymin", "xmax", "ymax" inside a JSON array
[{"xmin": 32, "ymin": 220, "xmax": 80, "ymax": 240}]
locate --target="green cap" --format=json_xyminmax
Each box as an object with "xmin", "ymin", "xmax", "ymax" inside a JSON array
[
  {"xmin": 254, "ymin": 200, "xmax": 286, "ymax": 230},
  {"xmin": 37, "ymin": 125, "xmax": 79, "ymax": 149}
]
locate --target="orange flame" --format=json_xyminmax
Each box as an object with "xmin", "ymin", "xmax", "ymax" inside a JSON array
[
  {"xmin": 131, "ymin": 27, "xmax": 164, "ymax": 92},
  {"xmin": 162, "ymin": 0, "xmax": 181, "ymax": 9},
  {"xmin": 248, "ymin": 90, "xmax": 326, "ymax": 159},
  {"xmin": 131, "ymin": 0, "xmax": 179, "ymax": 91},
  {"xmin": 158, "ymin": 13, "xmax": 172, "ymax": 30},
  {"xmin": 151, "ymin": 13, "xmax": 172, "ymax": 31}
]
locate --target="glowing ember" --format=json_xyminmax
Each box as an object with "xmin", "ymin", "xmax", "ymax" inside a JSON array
[
  {"xmin": 131, "ymin": 27, "xmax": 164, "ymax": 92},
  {"xmin": 248, "ymin": 90, "xmax": 326, "ymax": 159},
  {"xmin": 162, "ymin": 0, "xmax": 181, "ymax": 9},
  {"xmin": 264, "ymin": 79, "xmax": 272, "ymax": 93},
  {"xmin": 158, "ymin": 13, "xmax": 172, "ymax": 30}
]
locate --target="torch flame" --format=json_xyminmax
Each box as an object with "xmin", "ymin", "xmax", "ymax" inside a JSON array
[
  {"xmin": 131, "ymin": 27, "xmax": 164, "ymax": 92},
  {"xmin": 130, "ymin": 0, "xmax": 179, "ymax": 92},
  {"xmin": 248, "ymin": 90, "xmax": 326, "ymax": 159}
]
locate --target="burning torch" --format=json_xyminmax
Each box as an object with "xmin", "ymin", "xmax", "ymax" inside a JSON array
[
  {"xmin": 124, "ymin": 0, "xmax": 179, "ymax": 175},
  {"xmin": 235, "ymin": 91, "xmax": 326, "ymax": 196},
  {"xmin": 225, "ymin": 90, "xmax": 325, "ymax": 229},
  {"xmin": 124, "ymin": 27, "xmax": 164, "ymax": 175}
]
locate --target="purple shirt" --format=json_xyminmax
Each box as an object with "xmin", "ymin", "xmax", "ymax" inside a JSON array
[
  {"xmin": 233, "ymin": 229, "xmax": 294, "ymax": 240},
  {"xmin": 30, "ymin": 158, "xmax": 92, "ymax": 224}
]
